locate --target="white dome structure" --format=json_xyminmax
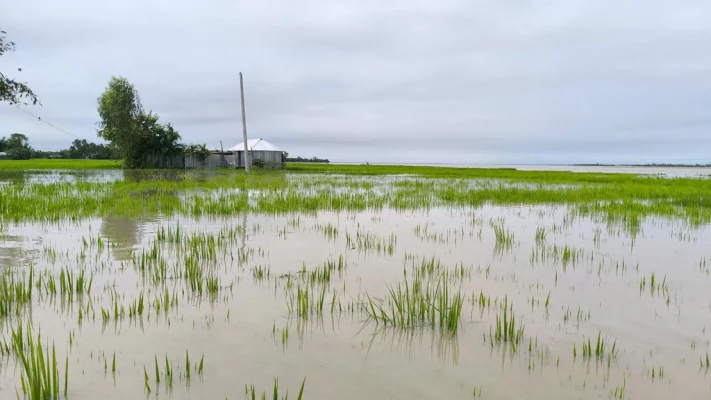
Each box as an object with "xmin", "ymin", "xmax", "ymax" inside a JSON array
[
  {"xmin": 228, "ymin": 139, "xmax": 280, "ymax": 152},
  {"xmin": 225, "ymin": 138, "xmax": 284, "ymax": 169}
]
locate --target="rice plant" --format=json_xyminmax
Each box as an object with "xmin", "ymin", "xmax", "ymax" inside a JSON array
[
  {"xmin": 364, "ymin": 270, "xmax": 464, "ymax": 335},
  {"xmin": 0, "ymin": 267, "xmax": 34, "ymax": 318},
  {"xmin": 245, "ymin": 377, "xmax": 306, "ymax": 400},
  {"xmin": 580, "ymin": 332, "xmax": 618, "ymax": 363},
  {"xmin": 490, "ymin": 296, "xmax": 525, "ymax": 351},
  {"xmin": 11, "ymin": 324, "xmax": 69, "ymax": 399}
]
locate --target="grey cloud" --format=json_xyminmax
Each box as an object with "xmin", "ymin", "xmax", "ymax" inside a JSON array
[{"xmin": 2, "ymin": 0, "xmax": 711, "ymax": 164}]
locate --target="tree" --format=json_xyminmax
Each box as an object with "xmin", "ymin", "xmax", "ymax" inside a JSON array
[
  {"xmin": 1, "ymin": 29, "xmax": 38, "ymax": 105},
  {"xmin": 61, "ymin": 139, "xmax": 117, "ymax": 159},
  {"xmin": 97, "ymin": 76, "xmax": 182, "ymax": 168},
  {"xmin": 131, "ymin": 111, "xmax": 183, "ymax": 167},
  {"xmin": 0, "ymin": 137, "xmax": 7, "ymax": 152},
  {"xmin": 3, "ymin": 133, "xmax": 33, "ymax": 160}
]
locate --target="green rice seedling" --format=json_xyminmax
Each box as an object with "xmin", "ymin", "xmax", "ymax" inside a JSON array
[
  {"xmin": 611, "ymin": 378, "xmax": 626, "ymax": 399},
  {"xmin": 112, "ymin": 352, "xmax": 116, "ymax": 373},
  {"xmin": 185, "ymin": 350, "xmax": 191, "ymax": 380},
  {"xmin": 165, "ymin": 356, "xmax": 173, "ymax": 388},
  {"xmin": 534, "ymin": 226, "xmax": 546, "ymax": 244},
  {"xmin": 253, "ymin": 265, "xmax": 271, "ymax": 281},
  {"xmin": 592, "ymin": 227, "xmax": 602, "ymax": 247},
  {"xmin": 58, "ymin": 267, "xmax": 93, "ymax": 298},
  {"xmin": 363, "ymin": 270, "xmax": 464, "ymax": 335},
  {"xmin": 155, "ymin": 356, "xmax": 160, "ymax": 383},
  {"xmin": 11, "ymin": 324, "xmax": 67, "ymax": 400},
  {"xmin": 144, "ymin": 366, "xmax": 151, "ymax": 393},
  {"xmin": 580, "ymin": 332, "xmax": 617, "ymax": 362},
  {"xmin": 315, "ymin": 222, "xmax": 339, "ymax": 241},
  {"xmin": 64, "ymin": 354, "xmax": 68, "ymax": 396},
  {"xmin": 206, "ymin": 275, "xmax": 220, "ymax": 295},
  {"xmin": 491, "ymin": 296, "xmax": 525, "ymax": 351},
  {"xmin": 184, "ymin": 255, "xmax": 204, "ymax": 295},
  {"xmin": 287, "ymin": 284, "xmax": 329, "ymax": 319},
  {"xmin": 198, "ymin": 354, "xmax": 204, "ymax": 375},
  {"xmin": 0, "ymin": 267, "xmax": 34, "ymax": 318},
  {"xmin": 472, "ymin": 385, "xmax": 481, "ymax": 398},
  {"xmin": 491, "ymin": 219, "xmax": 514, "ymax": 250},
  {"xmin": 245, "ymin": 377, "xmax": 306, "ymax": 400},
  {"xmin": 305, "ymin": 256, "xmax": 346, "ymax": 284}
]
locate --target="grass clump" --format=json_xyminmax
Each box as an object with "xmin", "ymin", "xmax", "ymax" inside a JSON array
[
  {"xmin": 364, "ymin": 269, "xmax": 464, "ymax": 335},
  {"xmin": 490, "ymin": 296, "xmax": 525, "ymax": 351},
  {"xmin": 245, "ymin": 377, "xmax": 306, "ymax": 400},
  {"xmin": 11, "ymin": 324, "xmax": 69, "ymax": 399}
]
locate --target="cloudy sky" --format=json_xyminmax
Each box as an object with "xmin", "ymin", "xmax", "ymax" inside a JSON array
[{"xmin": 2, "ymin": 0, "xmax": 711, "ymax": 164}]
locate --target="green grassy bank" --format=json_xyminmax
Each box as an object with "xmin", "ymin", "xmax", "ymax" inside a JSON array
[{"xmin": 0, "ymin": 159, "xmax": 122, "ymax": 170}]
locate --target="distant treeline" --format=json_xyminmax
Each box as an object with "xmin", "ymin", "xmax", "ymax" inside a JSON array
[
  {"xmin": 285, "ymin": 156, "xmax": 330, "ymax": 163},
  {"xmin": 576, "ymin": 163, "xmax": 711, "ymax": 168},
  {"xmin": 0, "ymin": 135, "xmax": 119, "ymax": 160}
]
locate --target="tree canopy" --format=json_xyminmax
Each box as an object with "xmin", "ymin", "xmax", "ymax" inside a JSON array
[
  {"xmin": 0, "ymin": 133, "xmax": 33, "ymax": 159},
  {"xmin": 97, "ymin": 76, "xmax": 183, "ymax": 168},
  {"xmin": 0, "ymin": 29, "xmax": 38, "ymax": 105},
  {"xmin": 62, "ymin": 139, "xmax": 116, "ymax": 159}
]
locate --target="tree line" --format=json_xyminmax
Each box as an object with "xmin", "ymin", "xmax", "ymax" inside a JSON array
[{"xmin": 0, "ymin": 134, "xmax": 118, "ymax": 160}]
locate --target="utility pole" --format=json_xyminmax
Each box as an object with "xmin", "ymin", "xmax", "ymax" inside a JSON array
[{"xmin": 239, "ymin": 72, "xmax": 251, "ymax": 174}]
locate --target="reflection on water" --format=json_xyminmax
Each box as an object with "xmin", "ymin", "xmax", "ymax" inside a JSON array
[
  {"xmin": 123, "ymin": 169, "xmax": 184, "ymax": 183},
  {"xmin": 100, "ymin": 215, "xmax": 144, "ymax": 261}
]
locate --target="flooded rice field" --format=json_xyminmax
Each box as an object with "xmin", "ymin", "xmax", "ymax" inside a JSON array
[{"xmin": 1, "ymin": 168, "xmax": 711, "ymax": 399}]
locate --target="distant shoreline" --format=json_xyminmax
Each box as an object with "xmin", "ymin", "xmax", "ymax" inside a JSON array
[
  {"xmin": 574, "ymin": 163, "xmax": 711, "ymax": 168},
  {"xmin": 330, "ymin": 161, "xmax": 711, "ymax": 168}
]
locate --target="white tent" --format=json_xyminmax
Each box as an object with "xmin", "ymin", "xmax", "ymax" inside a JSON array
[{"xmin": 228, "ymin": 138, "xmax": 280, "ymax": 152}]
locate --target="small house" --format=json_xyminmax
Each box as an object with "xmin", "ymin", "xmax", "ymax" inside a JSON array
[{"xmin": 228, "ymin": 139, "xmax": 284, "ymax": 169}]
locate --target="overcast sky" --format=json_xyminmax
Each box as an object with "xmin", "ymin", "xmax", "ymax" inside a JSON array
[{"xmin": 2, "ymin": 0, "xmax": 711, "ymax": 164}]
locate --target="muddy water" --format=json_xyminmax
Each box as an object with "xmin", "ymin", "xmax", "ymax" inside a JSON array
[{"xmin": 2, "ymin": 185, "xmax": 711, "ymax": 400}]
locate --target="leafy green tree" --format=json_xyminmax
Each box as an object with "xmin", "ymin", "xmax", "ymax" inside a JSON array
[
  {"xmin": 97, "ymin": 76, "xmax": 182, "ymax": 168},
  {"xmin": 1, "ymin": 29, "xmax": 38, "ymax": 105},
  {"xmin": 4, "ymin": 133, "xmax": 33, "ymax": 160},
  {"xmin": 60, "ymin": 139, "xmax": 117, "ymax": 159},
  {"xmin": 0, "ymin": 137, "xmax": 7, "ymax": 152},
  {"xmin": 131, "ymin": 111, "xmax": 183, "ymax": 167}
]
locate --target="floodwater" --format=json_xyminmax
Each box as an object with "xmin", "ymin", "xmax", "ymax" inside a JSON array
[{"xmin": 1, "ymin": 170, "xmax": 711, "ymax": 399}]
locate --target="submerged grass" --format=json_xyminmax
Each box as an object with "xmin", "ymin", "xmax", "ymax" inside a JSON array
[
  {"xmin": 1, "ymin": 164, "xmax": 711, "ymax": 226},
  {"xmin": 11, "ymin": 324, "xmax": 69, "ymax": 399},
  {"xmin": 245, "ymin": 377, "xmax": 306, "ymax": 400},
  {"xmin": 364, "ymin": 268, "xmax": 464, "ymax": 335}
]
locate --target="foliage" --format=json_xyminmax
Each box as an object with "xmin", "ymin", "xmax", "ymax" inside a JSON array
[
  {"xmin": 7, "ymin": 146, "xmax": 32, "ymax": 160},
  {"xmin": 184, "ymin": 144, "xmax": 211, "ymax": 162},
  {"xmin": 62, "ymin": 139, "xmax": 117, "ymax": 160},
  {"xmin": 1, "ymin": 133, "xmax": 33, "ymax": 160},
  {"xmin": 97, "ymin": 76, "xmax": 183, "ymax": 168},
  {"xmin": 0, "ymin": 29, "xmax": 39, "ymax": 105},
  {"xmin": 285, "ymin": 156, "xmax": 329, "ymax": 163},
  {"xmin": 252, "ymin": 158, "xmax": 265, "ymax": 169},
  {"xmin": 0, "ymin": 159, "xmax": 121, "ymax": 170},
  {"xmin": 131, "ymin": 111, "xmax": 184, "ymax": 167}
]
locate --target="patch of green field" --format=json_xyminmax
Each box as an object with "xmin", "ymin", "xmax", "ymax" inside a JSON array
[
  {"xmin": 0, "ymin": 159, "xmax": 122, "ymax": 170},
  {"xmin": 1, "ymin": 165, "xmax": 710, "ymax": 228}
]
